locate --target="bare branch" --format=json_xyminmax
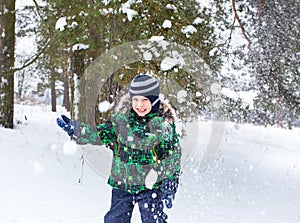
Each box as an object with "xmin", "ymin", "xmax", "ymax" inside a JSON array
[
  {"xmin": 12, "ymin": 39, "xmax": 51, "ymax": 72},
  {"xmin": 12, "ymin": 0, "xmax": 49, "ymax": 73},
  {"xmin": 232, "ymin": 0, "xmax": 252, "ymax": 50},
  {"xmin": 31, "ymin": 0, "xmax": 42, "ymax": 19}
]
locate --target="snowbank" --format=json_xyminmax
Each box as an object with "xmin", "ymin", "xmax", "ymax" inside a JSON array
[{"xmin": 0, "ymin": 104, "xmax": 299, "ymax": 223}]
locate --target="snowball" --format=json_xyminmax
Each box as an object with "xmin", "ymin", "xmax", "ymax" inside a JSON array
[
  {"xmin": 177, "ymin": 90, "xmax": 188, "ymax": 103},
  {"xmin": 33, "ymin": 162, "xmax": 44, "ymax": 176},
  {"xmin": 160, "ymin": 56, "xmax": 178, "ymax": 71},
  {"xmin": 55, "ymin": 17, "xmax": 67, "ymax": 31},
  {"xmin": 63, "ymin": 140, "xmax": 77, "ymax": 155},
  {"xmin": 162, "ymin": 20, "xmax": 172, "ymax": 28},
  {"xmin": 143, "ymin": 51, "xmax": 153, "ymax": 61},
  {"xmin": 145, "ymin": 169, "xmax": 158, "ymax": 189},
  {"xmin": 98, "ymin": 100, "xmax": 113, "ymax": 113}
]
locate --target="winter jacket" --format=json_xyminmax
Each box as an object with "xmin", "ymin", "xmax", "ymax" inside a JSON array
[{"xmin": 76, "ymin": 97, "xmax": 181, "ymax": 194}]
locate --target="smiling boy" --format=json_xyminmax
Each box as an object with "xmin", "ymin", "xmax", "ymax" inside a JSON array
[{"xmin": 57, "ymin": 74, "xmax": 181, "ymax": 222}]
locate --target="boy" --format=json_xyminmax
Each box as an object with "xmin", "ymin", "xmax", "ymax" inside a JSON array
[{"xmin": 57, "ymin": 74, "xmax": 181, "ymax": 223}]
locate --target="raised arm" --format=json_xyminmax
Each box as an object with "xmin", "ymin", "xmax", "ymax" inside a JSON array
[{"xmin": 56, "ymin": 115, "xmax": 117, "ymax": 146}]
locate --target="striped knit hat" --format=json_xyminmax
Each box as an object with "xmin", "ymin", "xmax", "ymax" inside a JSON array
[{"xmin": 129, "ymin": 74, "xmax": 160, "ymax": 108}]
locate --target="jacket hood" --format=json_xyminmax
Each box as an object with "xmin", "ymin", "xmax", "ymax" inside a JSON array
[{"xmin": 114, "ymin": 93, "xmax": 177, "ymax": 124}]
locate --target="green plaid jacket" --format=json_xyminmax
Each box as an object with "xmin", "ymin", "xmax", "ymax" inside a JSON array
[{"xmin": 77, "ymin": 102, "xmax": 181, "ymax": 194}]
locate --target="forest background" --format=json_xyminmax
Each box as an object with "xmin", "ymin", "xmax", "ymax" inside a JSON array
[{"xmin": 0, "ymin": 0, "xmax": 299, "ymax": 129}]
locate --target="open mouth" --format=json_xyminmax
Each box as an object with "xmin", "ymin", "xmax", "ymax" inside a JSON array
[{"xmin": 137, "ymin": 108, "xmax": 147, "ymax": 113}]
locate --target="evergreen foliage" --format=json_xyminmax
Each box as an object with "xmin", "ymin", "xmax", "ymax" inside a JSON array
[{"xmin": 13, "ymin": 0, "xmax": 298, "ymax": 128}]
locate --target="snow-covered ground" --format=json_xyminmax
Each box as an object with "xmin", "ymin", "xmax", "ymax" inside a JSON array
[{"xmin": 1, "ymin": 103, "xmax": 299, "ymax": 223}]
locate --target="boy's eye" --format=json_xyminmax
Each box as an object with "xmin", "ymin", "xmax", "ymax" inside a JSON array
[{"xmin": 132, "ymin": 97, "xmax": 149, "ymax": 102}]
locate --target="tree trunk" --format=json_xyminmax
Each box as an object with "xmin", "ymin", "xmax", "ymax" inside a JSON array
[
  {"xmin": 0, "ymin": 0, "xmax": 16, "ymax": 128},
  {"xmin": 62, "ymin": 50, "xmax": 70, "ymax": 111},
  {"xmin": 50, "ymin": 48, "xmax": 57, "ymax": 112},
  {"xmin": 95, "ymin": 74, "xmax": 121, "ymax": 124},
  {"xmin": 70, "ymin": 49, "xmax": 85, "ymax": 120},
  {"xmin": 50, "ymin": 69, "xmax": 56, "ymax": 112}
]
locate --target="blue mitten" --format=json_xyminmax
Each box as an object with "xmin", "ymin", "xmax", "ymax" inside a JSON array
[
  {"xmin": 160, "ymin": 179, "xmax": 178, "ymax": 209},
  {"xmin": 56, "ymin": 115, "xmax": 74, "ymax": 137}
]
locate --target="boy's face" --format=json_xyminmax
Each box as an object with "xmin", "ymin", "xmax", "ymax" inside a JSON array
[{"xmin": 132, "ymin": 96, "xmax": 152, "ymax": 116}]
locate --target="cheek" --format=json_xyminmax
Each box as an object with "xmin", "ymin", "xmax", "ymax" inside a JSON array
[
  {"xmin": 132, "ymin": 102, "xmax": 137, "ymax": 109},
  {"xmin": 143, "ymin": 101, "xmax": 151, "ymax": 109},
  {"xmin": 145, "ymin": 105, "xmax": 152, "ymax": 113}
]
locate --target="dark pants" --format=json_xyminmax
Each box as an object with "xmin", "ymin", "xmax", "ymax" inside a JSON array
[{"xmin": 104, "ymin": 188, "xmax": 167, "ymax": 223}]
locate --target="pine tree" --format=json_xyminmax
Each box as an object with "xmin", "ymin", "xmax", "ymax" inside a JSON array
[
  {"xmin": 37, "ymin": 0, "xmax": 229, "ymax": 122},
  {"xmin": 232, "ymin": 0, "xmax": 300, "ymax": 128}
]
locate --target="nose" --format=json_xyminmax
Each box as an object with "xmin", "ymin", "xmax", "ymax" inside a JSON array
[{"xmin": 136, "ymin": 100, "xmax": 143, "ymax": 107}]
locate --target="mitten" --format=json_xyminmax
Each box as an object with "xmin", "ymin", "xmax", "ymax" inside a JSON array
[
  {"xmin": 160, "ymin": 179, "xmax": 178, "ymax": 209},
  {"xmin": 56, "ymin": 115, "xmax": 74, "ymax": 137}
]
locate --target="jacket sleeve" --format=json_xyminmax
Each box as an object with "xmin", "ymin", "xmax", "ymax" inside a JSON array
[
  {"xmin": 97, "ymin": 119, "xmax": 117, "ymax": 145},
  {"xmin": 74, "ymin": 119, "xmax": 117, "ymax": 146},
  {"xmin": 155, "ymin": 122, "xmax": 182, "ymax": 182}
]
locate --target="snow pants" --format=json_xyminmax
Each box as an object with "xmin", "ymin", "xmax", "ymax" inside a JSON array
[{"xmin": 104, "ymin": 188, "xmax": 167, "ymax": 223}]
